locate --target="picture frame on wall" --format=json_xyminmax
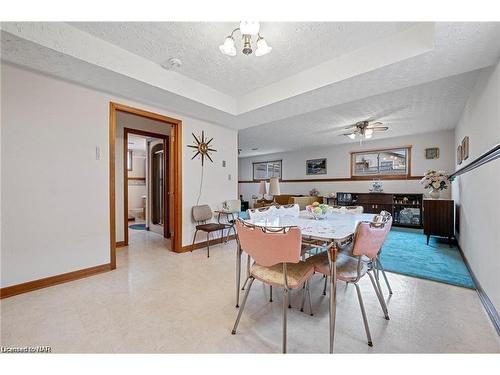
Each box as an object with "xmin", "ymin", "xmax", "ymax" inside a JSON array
[
  {"xmin": 306, "ymin": 158, "xmax": 327, "ymax": 175},
  {"xmin": 457, "ymin": 145, "xmax": 462, "ymax": 165},
  {"xmin": 425, "ymin": 147, "xmax": 440, "ymax": 159},
  {"xmin": 461, "ymin": 136, "xmax": 469, "ymax": 160}
]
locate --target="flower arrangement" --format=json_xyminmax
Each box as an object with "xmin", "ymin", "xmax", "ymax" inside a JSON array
[
  {"xmin": 420, "ymin": 170, "xmax": 450, "ymax": 198},
  {"xmin": 306, "ymin": 202, "xmax": 331, "ymax": 220},
  {"xmin": 420, "ymin": 170, "xmax": 449, "ymax": 191}
]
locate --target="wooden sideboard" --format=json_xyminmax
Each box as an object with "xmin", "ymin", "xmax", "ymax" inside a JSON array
[
  {"xmin": 423, "ymin": 199, "xmax": 454, "ymax": 246},
  {"xmin": 336, "ymin": 192, "xmax": 423, "ymax": 228}
]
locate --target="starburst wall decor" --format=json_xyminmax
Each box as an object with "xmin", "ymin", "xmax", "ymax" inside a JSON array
[{"xmin": 188, "ymin": 131, "xmax": 217, "ymax": 166}]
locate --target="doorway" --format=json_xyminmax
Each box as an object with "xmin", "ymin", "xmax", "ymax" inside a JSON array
[
  {"xmin": 125, "ymin": 129, "xmax": 169, "ymax": 242},
  {"xmin": 109, "ymin": 102, "xmax": 182, "ymax": 270}
]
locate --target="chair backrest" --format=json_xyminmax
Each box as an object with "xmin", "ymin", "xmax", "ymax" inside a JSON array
[
  {"xmin": 275, "ymin": 204, "xmax": 300, "ymax": 217},
  {"xmin": 351, "ymin": 218, "xmax": 392, "ymax": 259},
  {"xmin": 374, "ymin": 210, "xmax": 392, "ymax": 225},
  {"xmin": 247, "ymin": 205, "xmax": 277, "ymax": 220},
  {"xmin": 235, "ymin": 220, "xmax": 302, "ymax": 266},
  {"xmin": 345, "ymin": 206, "xmax": 364, "ymax": 214},
  {"xmin": 223, "ymin": 199, "xmax": 241, "ymax": 213},
  {"xmin": 192, "ymin": 205, "xmax": 212, "ymax": 222}
]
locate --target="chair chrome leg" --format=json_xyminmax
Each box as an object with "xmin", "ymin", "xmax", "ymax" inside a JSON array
[
  {"xmin": 282, "ymin": 287, "xmax": 288, "ymax": 353},
  {"xmin": 242, "ymin": 255, "xmax": 251, "ymax": 290},
  {"xmin": 368, "ymin": 271, "xmax": 389, "ymax": 320},
  {"xmin": 206, "ymin": 232, "xmax": 210, "ymax": 258},
  {"xmin": 269, "ymin": 285, "xmax": 273, "ymax": 302},
  {"xmin": 300, "ymin": 283, "xmax": 306, "ymax": 312},
  {"xmin": 329, "ymin": 252, "xmax": 337, "ymax": 354},
  {"xmin": 307, "ymin": 280, "xmax": 314, "ymax": 316},
  {"xmin": 322, "ymin": 275, "xmax": 328, "ymax": 295},
  {"xmin": 378, "ymin": 258, "xmax": 393, "ymax": 295},
  {"xmin": 191, "ymin": 229, "xmax": 198, "ymax": 252},
  {"xmin": 231, "ymin": 277, "xmax": 255, "ymax": 334},
  {"xmin": 235, "ymin": 245, "xmax": 241, "ymax": 308},
  {"xmin": 354, "ymin": 282, "xmax": 373, "ymax": 346}
]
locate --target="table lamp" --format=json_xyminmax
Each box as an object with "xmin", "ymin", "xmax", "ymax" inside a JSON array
[
  {"xmin": 269, "ymin": 177, "xmax": 281, "ymax": 201},
  {"xmin": 258, "ymin": 180, "xmax": 267, "ymax": 199}
]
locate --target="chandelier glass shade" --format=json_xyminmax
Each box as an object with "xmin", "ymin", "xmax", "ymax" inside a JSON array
[{"xmin": 219, "ymin": 22, "xmax": 272, "ymax": 57}]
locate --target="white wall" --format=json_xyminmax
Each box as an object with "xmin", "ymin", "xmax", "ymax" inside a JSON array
[
  {"xmin": 1, "ymin": 63, "xmax": 238, "ymax": 288},
  {"xmin": 239, "ymin": 130, "xmax": 454, "ymax": 201},
  {"xmin": 452, "ymin": 61, "xmax": 500, "ymax": 312}
]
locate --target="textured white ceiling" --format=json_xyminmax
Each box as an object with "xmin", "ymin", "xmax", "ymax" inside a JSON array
[
  {"xmin": 237, "ymin": 70, "xmax": 481, "ymax": 157},
  {"xmin": 1, "ymin": 22, "xmax": 499, "ymax": 156},
  {"xmin": 69, "ymin": 22, "xmax": 415, "ymax": 97}
]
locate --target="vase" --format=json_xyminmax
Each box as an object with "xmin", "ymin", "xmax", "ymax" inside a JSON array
[{"xmin": 429, "ymin": 188, "xmax": 441, "ymax": 199}]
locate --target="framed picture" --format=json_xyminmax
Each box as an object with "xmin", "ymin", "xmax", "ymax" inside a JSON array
[
  {"xmin": 461, "ymin": 136, "xmax": 469, "ymax": 160},
  {"xmin": 306, "ymin": 158, "xmax": 327, "ymax": 175},
  {"xmin": 457, "ymin": 145, "xmax": 462, "ymax": 165},
  {"xmin": 425, "ymin": 147, "xmax": 440, "ymax": 159}
]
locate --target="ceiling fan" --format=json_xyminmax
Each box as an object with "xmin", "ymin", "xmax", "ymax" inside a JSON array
[{"xmin": 342, "ymin": 120, "xmax": 389, "ymax": 140}]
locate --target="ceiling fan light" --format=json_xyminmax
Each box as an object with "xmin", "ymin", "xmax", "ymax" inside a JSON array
[
  {"xmin": 365, "ymin": 128, "xmax": 374, "ymax": 136},
  {"xmin": 365, "ymin": 133, "xmax": 373, "ymax": 139},
  {"xmin": 240, "ymin": 21, "xmax": 260, "ymax": 36},
  {"xmin": 348, "ymin": 133, "xmax": 356, "ymax": 140},
  {"xmin": 255, "ymin": 37, "xmax": 272, "ymax": 56},
  {"xmin": 219, "ymin": 37, "xmax": 236, "ymax": 56}
]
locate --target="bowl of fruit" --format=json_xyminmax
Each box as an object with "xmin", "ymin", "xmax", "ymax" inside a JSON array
[{"xmin": 306, "ymin": 202, "xmax": 332, "ymax": 220}]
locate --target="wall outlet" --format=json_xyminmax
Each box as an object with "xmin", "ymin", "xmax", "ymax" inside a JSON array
[
  {"xmin": 95, "ymin": 146, "xmax": 101, "ymax": 160},
  {"xmin": 228, "ymin": 174, "xmax": 232, "ymax": 180},
  {"xmin": 222, "ymin": 160, "xmax": 226, "ymax": 167}
]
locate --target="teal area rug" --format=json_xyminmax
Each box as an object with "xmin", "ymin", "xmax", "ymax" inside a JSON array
[
  {"xmin": 129, "ymin": 223, "xmax": 146, "ymax": 230},
  {"xmin": 380, "ymin": 228, "xmax": 475, "ymax": 289}
]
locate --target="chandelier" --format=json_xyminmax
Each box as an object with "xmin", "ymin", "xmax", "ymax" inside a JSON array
[{"xmin": 219, "ymin": 22, "xmax": 272, "ymax": 57}]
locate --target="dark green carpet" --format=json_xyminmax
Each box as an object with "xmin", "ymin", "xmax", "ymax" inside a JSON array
[{"xmin": 380, "ymin": 228, "xmax": 475, "ymax": 289}]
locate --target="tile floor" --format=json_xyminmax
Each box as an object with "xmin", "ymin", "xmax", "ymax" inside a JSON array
[{"xmin": 1, "ymin": 230, "xmax": 499, "ymax": 353}]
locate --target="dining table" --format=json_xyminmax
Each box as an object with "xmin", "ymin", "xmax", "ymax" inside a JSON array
[{"xmin": 236, "ymin": 210, "xmax": 376, "ymax": 353}]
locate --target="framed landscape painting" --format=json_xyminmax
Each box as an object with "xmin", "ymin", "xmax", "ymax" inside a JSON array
[{"xmin": 306, "ymin": 158, "xmax": 327, "ymax": 175}]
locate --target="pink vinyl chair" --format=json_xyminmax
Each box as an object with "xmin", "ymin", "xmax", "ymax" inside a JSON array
[
  {"xmin": 332, "ymin": 211, "xmax": 393, "ymax": 298},
  {"xmin": 372, "ymin": 211, "xmax": 394, "ymax": 296},
  {"xmin": 232, "ymin": 220, "xmax": 315, "ymax": 353},
  {"xmin": 308, "ymin": 218, "xmax": 392, "ymax": 347}
]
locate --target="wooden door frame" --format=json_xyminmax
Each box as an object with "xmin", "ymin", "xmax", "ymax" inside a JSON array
[
  {"xmin": 123, "ymin": 128, "xmax": 169, "ymax": 246},
  {"xmin": 109, "ymin": 102, "xmax": 182, "ymax": 270}
]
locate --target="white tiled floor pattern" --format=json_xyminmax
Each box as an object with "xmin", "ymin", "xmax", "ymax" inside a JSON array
[{"xmin": 1, "ymin": 230, "xmax": 499, "ymax": 353}]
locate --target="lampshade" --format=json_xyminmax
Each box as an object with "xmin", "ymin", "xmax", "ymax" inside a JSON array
[
  {"xmin": 219, "ymin": 37, "xmax": 236, "ymax": 56},
  {"xmin": 258, "ymin": 180, "xmax": 267, "ymax": 195},
  {"xmin": 255, "ymin": 37, "xmax": 272, "ymax": 56},
  {"xmin": 268, "ymin": 177, "xmax": 281, "ymax": 196}
]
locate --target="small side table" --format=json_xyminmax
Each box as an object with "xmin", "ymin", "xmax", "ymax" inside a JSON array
[{"xmin": 214, "ymin": 210, "xmax": 239, "ymax": 242}]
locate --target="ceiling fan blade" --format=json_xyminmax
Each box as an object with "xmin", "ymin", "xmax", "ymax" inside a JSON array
[
  {"xmin": 344, "ymin": 124, "xmax": 358, "ymax": 130},
  {"xmin": 367, "ymin": 122, "xmax": 383, "ymax": 127},
  {"xmin": 372, "ymin": 127, "xmax": 389, "ymax": 132}
]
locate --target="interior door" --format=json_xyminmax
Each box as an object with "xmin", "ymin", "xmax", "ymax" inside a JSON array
[{"xmin": 148, "ymin": 139, "xmax": 166, "ymax": 236}]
